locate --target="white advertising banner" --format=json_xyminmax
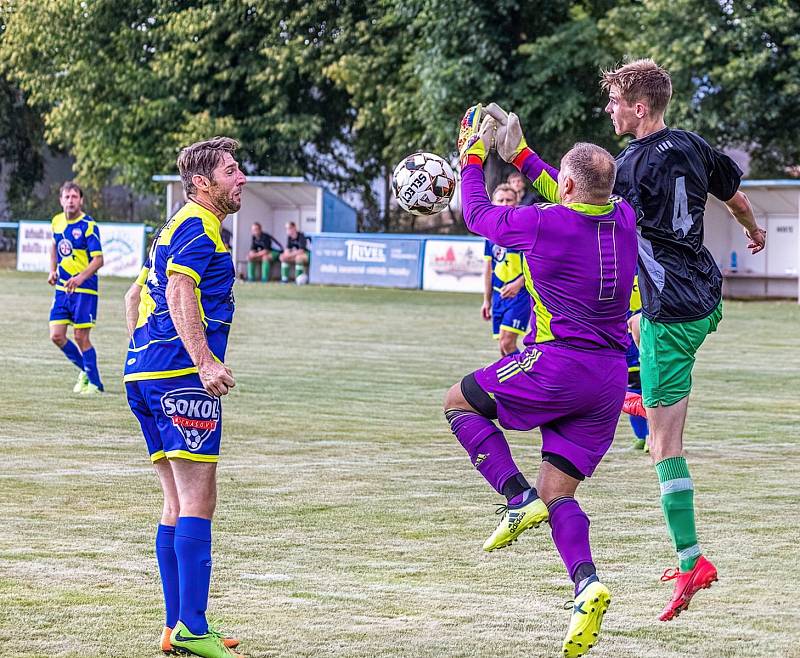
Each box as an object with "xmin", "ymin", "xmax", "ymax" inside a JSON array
[
  {"xmin": 422, "ymin": 238, "xmax": 485, "ymax": 293},
  {"xmin": 16, "ymin": 221, "xmax": 53, "ymax": 272},
  {"xmin": 17, "ymin": 221, "xmax": 146, "ymax": 278},
  {"xmin": 99, "ymin": 223, "xmax": 147, "ymax": 277}
]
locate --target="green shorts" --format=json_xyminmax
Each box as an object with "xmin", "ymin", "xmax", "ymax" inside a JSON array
[{"xmin": 639, "ymin": 302, "xmax": 723, "ymax": 407}]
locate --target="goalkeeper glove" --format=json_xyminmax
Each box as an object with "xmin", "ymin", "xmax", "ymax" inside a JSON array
[
  {"xmin": 458, "ymin": 104, "xmax": 494, "ymax": 165},
  {"xmin": 484, "ymin": 102, "xmax": 529, "ymax": 164}
]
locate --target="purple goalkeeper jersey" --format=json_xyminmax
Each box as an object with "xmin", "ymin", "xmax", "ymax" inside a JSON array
[{"xmin": 461, "ymin": 154, "xmax": 637, "ymax": 352}]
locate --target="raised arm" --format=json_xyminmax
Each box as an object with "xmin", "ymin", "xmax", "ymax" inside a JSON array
[
  {"xmin": 484, "ymin": 102, "xmax": 560, "ymax": 203},
  {"xmin": 460, "ymin": 162, "xmax": 540, "ymax": 251},
  {"xmin": 515, "ymin": 149, "xmax": 560, "ymax": 204}
]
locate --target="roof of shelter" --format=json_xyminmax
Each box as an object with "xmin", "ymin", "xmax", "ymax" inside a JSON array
[
  {"xmin": 739, "ymin": 179, "xmax": 800, "ymax": 215},
  {"xmin": 153, "ymin": 175, "xmax": 321, "ymax": 207}
]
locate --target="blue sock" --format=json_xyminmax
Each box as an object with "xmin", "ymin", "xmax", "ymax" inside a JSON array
[
  {"xmin": 629, "ymin": 414, "xmax": 649, "ymax": 440},
  {"xmin": 82, "ymin": 347, "xmax": 103, "ymax": 389},
  {"xmin": 60, "ymin": 340, "xmax": 84, "ymax": 370},
  {"xmin": 627, "ymin": 387, "xmax": 648, "ymax": 439},
  {"xmin": 155, "ymin": 524, "xmax": 180, "ymax": 628},
  {"xmin": 175, "ymin": 517, "xmax": 212, "ymax": 635}
]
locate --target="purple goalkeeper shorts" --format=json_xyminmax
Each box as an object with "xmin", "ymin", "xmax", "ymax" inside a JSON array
[{"xmin": 471, "ymin": 343, "xmax": 627, "ymax": 477}]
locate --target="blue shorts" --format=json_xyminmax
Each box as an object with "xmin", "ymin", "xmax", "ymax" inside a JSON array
[
  {"xmin": 126, "ymin": 374, "xmax": 223, "ymax": 462},
  {"xmin": 492, "ymin": 291, "xmax": 529, "ymax": 337},
  {"xmin": 50, "ymin": 290, "xmax": 98, "ymax": 328}
]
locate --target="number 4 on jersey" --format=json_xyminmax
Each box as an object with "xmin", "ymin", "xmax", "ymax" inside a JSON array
[{"xmin": 672, "ymin": 176, "xmax": 693, "ymax": 238}]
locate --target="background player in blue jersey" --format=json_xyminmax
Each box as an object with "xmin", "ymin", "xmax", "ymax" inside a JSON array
[
  {"xmin": 625, "ymin": 273, "xmax": 649, "ymax": 451},
  {"xmin": 124, "ymin": 137, "xmax": 245, "ymax": 658},
  {"xmin": 47, "ymin": 181, "xmax": 105, "ymax": 394},
  {"xmin": 481, "ymin": 183, "xmax": 530, "ymax": 355}
]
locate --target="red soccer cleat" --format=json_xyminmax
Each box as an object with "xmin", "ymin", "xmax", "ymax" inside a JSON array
[
  {"xmin": 658, "ymin": 555, "xmax": 718, "ymax": 621},
  {"xmin": 622, "ymin": 391, "xmax": 647, "ymax": 418}
]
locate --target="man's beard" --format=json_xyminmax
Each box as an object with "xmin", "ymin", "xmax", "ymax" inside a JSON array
[{"xmin": 209, "ymin": 183, "xmax": 241, "ymax": 214}]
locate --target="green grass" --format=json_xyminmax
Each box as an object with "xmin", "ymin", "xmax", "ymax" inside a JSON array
[{"xmin": 0, "ymin": 270, "xmax": 799, "ymax": 657}]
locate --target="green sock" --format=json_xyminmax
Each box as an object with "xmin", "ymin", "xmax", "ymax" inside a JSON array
[
  {"xmin": 247, "ymin": 261, "xmax": 256, "ymax": 281},
  {"xmin": 261, "ymin": 260, "xmax": 270, "ymax": 282},
  {"xmin": 281, "ymin": 262, "xmax": 289, "ymax": 281},
  {"xmin": 655, "ymin": 456, "xmax": 700, "ymax": 571},
  {"xmin": 296, "ymin": 263, "xmax": 305, "ymax": 277}
]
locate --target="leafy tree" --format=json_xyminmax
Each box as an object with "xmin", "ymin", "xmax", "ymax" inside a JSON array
[
  {"xmin": 0, "ymin": 10, "xmax": 45, "ymax": 218},
  {"xmin": 1, "ymin": 0, "xmax": 796, "ymax": 231},
  {"xmin": 602, "ymin": 0, "xmax": 800, "ymax": 176}
]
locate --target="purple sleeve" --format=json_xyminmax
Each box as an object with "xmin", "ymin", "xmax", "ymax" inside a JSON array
[
  {"xmin": 460, "ymin": 164, "xmax": 540, "ymax": 251},
  {"xmin": 516, "ymin": 149, "xmax": 560, "ymax": 203}
]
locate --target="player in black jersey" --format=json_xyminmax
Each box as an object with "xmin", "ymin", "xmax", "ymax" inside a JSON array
[{"xmin": 601, "ymin": 59, "xmax": 766, "ymax": 622}]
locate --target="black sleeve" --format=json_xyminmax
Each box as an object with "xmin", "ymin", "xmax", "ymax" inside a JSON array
[
  {"xmin": 707, "ymin": 148, "xmax": 742, "ymax": 202},
  {"xmin": 263, "ymin": 233, "xmax": 278, "ymax": 251},
  {"xmin": 296, "ymin": 232, "xmax": 308, "ymax": 250},
  {"xmin": 250, "ymin": 235, "xmax": 257, "ymax": 250}
]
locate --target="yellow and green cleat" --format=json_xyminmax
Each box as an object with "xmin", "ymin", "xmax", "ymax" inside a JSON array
[
  {"xmin": 482, "ymin": 494, "xmax": 549, "ymax": 552},
  {"xmin": 80, "ymin": 383, "xmax": 103, "ymax": 395},
  {"xmin": 562, "ymin": 579, "xmax": 611, "ymax": 658},
  {"xmin": 162, "ymin": 624, "xmax": 241, "ymax": 655},
  {"xmin": 72, "ymin": 371, "xmax": 89, "ymax": 393},
  {"xmin": 169, "ymin": 621, "xmax": 243, "ymax": 658}
]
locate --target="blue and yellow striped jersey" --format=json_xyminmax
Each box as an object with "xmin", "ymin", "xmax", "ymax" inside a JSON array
[
  {"xmin": 484, "ymin": 240, "xmax": 525, "ymax": 293},
  {"xmin": 51, "ymin": 212, "xmax": 102, "ymax": 294},
  {"xmin": 629, "ymin": 273, "xmax": 642, "ymax": 317},
  {"xmin": 123, "ymin": 202, "xmax": 235, "ymax": 382},
  {"xmin": 133, "ymin": 256, "xmax": 156, "ymax": 331}
]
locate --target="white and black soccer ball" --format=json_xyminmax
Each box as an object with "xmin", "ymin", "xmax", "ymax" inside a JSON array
[
  {"xmin": 392, "ymin": 152, "xmax": 456, "ymax": 216},
  {"xmin": 296, "ymin": 273, "xmax": 309, "ymax": 286}
]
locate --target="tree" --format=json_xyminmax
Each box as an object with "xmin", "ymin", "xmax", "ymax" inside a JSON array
[
  {"xmin": 0, "ymin": 10, "xmax": 45, "ymax": 217},
  {"xmin": 602, "ymin": 0, "xmax": 800, "ymax": 176}
]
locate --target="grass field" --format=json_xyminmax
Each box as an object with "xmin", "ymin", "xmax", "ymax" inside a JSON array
[{"xmin": 1, "ymin": 269, "xmax": 799, "ymax": 658}]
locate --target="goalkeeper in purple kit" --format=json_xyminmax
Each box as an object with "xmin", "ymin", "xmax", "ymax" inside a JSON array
[{"xmin": 444, "ymin": 104, "xmax": 637, "ymax": 657}]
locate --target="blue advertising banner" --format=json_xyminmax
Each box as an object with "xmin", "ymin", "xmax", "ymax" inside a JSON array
[{"xmin": 310, "ymin": 235, "xmax": 422, "ymax": 288}]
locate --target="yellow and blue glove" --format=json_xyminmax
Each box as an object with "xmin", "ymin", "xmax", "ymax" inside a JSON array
[{"xmin": 458, "ymin": 104, "xmax": 494, "ymax": 166}]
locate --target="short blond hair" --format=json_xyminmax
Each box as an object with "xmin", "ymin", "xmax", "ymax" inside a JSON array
[
  {"xmin": 177, "ymin": 136, "xmax": 240, "ymax": 196},
  {"xmin": 601, "ymin": 58, "xmax": 672, "ymax": 115},
  {"xmin": 492, "ymin": 183, "xmax": 517, "ymax": 200}
]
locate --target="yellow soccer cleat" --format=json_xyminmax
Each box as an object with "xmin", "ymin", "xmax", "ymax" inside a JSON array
[
  {"xmin": 482, "ymin": 495, "xmax": 548, "ymax": 552},
  {"xmin": 562, "ymin": 579, "xmax": 611, "ymax": 658},
  {"xmin": 73, "ymin": 371, "xmax": 89, "ymax": 393}
]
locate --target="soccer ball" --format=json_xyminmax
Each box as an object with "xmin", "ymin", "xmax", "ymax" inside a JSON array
[
  {"xmin": 296, "ymin": 273, "xmax": 309, "ymax": 285},
  {"xmin": 392, "ymin": 152, "xmax": 456, "ymax": 215}
]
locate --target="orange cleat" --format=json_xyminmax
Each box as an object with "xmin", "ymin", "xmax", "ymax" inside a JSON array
[
  {"xmin": 622, "ymin": 391, "xmax": 647, "ymax": 418},
  {"xmin": 658, "ymin": 555, "xmax": 718, "ymax": 621},
  {"xmin": 161, "ymin": 625, "xmax": 241, "ymax": 654}
]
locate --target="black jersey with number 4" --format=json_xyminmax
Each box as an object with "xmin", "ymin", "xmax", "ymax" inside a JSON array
[{"xmin": 613, "ymin": 127, "xmax": 742, "ymax": 323}]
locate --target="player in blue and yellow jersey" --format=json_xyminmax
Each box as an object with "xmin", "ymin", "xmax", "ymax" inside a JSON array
[
  {"xmin": 124, "ymin": 137, "xmax": 245, "ymax": 658},
  {"xmin": 625, "ymin": 272, "xmax": 649, "ymax": 451},
  {"xmin": 481, "ymin": 183, "xmax": 530, "ymax": 355},
  {"xmin": 47, "ymin": 181, "xmax": 105, "ymax": 395}
]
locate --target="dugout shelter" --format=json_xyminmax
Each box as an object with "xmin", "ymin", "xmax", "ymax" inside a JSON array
[
  {"xmin": 704, "ymin": 180, "xmax": 800, "ymax": 300},
  {"xmin": 153, "ymin": 175, "xmax": 356, "ymax": 276}
]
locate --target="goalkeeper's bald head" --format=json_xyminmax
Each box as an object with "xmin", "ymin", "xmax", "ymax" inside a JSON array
[{"xmin": 559, "ymin": 143, "xmax": 617, "ymax": 204}]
